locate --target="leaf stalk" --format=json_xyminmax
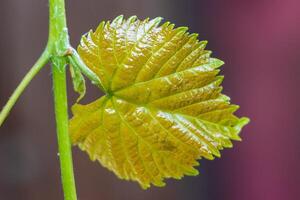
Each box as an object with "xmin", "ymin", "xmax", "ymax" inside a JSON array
[{"xmin": 68, "ymin": 47, "xmax": 105, "ymax": 91}]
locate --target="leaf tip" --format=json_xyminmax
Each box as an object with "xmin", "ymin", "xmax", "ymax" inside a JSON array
[
  {"xmin": 176, "ymin": 26, "xmax": 189, "ymax": 33},
  {"xmin": 151, "ymin": 16, "xmax": 163, "ymax": 26},
  {"xmin": 240, "ymin": 117, "xmax": 250, "ymax": 126},
  {"xmin": 112, "ymin": 15, "xmax": 124, "ymax": 25},
  {"xmin": 128, "ymin": 15, "xmax": 138, "ymax": 23},
  {"xmin": 210, "ymin": 58, "xmax": 225, "ymax": 68}
]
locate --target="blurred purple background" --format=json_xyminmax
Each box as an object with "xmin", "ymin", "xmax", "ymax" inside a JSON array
[{"xmin": 0, "ymin": 0, "xmax": 300, "ymax": 199}]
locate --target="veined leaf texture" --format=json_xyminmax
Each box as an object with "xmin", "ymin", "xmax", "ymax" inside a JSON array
[{"xmin": 69, "ymin": 15, "xmax": 249, "ymax": 189}]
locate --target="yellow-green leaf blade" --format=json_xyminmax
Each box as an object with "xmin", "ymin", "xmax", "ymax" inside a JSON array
[{"xmin": 70, "ymin": 16, "xmax": 249, "ymax": 189}]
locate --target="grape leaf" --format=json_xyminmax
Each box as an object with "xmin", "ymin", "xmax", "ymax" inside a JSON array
[{"xmin": 69, "ymin": 15, "xmax": 249, "ymax": 189}]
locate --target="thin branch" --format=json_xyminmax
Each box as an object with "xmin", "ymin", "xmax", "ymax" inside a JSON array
[{"xmin": 0, "ymin": 49, "xmax": 50, "ymax": 127}]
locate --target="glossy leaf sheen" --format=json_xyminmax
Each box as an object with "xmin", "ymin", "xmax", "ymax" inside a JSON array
[{"xmin": 69, "ymin": 16, "xmax": 249, "ymax": 189}]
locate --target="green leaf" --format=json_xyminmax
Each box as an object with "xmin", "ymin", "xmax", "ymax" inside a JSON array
[
  {"xmin": 69, "ymin": 15, "xmax": 249, "ymax": 189},
  {"xmin": 69, "ymin": 64, "xmax": 86, "ymax": 102}
]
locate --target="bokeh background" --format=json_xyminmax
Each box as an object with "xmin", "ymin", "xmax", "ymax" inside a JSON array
[{"xmin": 1, "ymin": 0, "xmax": 300, "ymax": 199}]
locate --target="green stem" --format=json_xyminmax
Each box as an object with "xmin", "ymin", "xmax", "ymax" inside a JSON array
[
  {"xmin": 48, "ymin": 0, "xmax": 69, "ymax": 55},
  {"xmin": 48, "ymin": 0, "xmax": 77, "ymax": 200},
  {"xmin": 52, "ymin": 57, "xmax": 77, "ymax": 200},
  {"xmin": 0, "ymin": 49, "xmax": 50, "ymax": 126},
  {"xmin": 1, "ymin": 0, "xmax": 78, "ymax": 199}
]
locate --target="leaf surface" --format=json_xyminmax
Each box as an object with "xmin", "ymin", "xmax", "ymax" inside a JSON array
[{"xmin": 70, "ymin": 15, "xmax": 249, "ymax": 188}]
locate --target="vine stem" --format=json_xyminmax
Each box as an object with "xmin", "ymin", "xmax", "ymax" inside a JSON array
[
  {"xmin": 48, "ymin": 0, "xmax": 78, "ymax": 199},
  {"xmin": 0, "ymin": 50, "xmax": 50, "ymax": 126},
  {"xmin": 52, "ymin": 57, "xmax": 77, "ymax": 200},
  {"xmin": 1, "ymin": 0, "xmax": 78, "ymax": 199}
]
